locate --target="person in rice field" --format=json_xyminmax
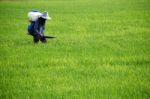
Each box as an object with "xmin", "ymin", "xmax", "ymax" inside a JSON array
[{"xmin": 27, "ymin": 10, "xmax": 52, "ymax": 43}]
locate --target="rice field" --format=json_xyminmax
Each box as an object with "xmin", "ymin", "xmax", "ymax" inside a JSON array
[{"xmin": 0, "ymin": 0, "xmax": 150, "ymax": 98}]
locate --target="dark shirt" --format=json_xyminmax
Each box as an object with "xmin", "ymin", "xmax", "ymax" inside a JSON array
[{"xmin": 28, "ymin": 18, "xmax": 46, "ymax": 36}]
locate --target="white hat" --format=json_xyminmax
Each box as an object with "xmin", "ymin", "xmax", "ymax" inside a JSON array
[{"xmin": 40, "ymin": 12, "xmax": 51, "ymax": 20}]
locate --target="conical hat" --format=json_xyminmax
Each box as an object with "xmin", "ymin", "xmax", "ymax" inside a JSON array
[{"xmin": 41, "ymin": 12, "xmax": 51, "ymax": 20}]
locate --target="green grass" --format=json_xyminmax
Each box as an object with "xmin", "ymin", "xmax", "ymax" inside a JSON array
[{"xmin": 0, "ymin": 0, "xmax": 150, "ymax": 99}]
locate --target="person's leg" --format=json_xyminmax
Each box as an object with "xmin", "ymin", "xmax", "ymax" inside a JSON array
[
  {"xmin": 33, "ymin": 34, "xmax": 40, "ymax": 43},
  {"xmin": 40, "ymin": 36, "xmax": 47, "ymax": 43}
]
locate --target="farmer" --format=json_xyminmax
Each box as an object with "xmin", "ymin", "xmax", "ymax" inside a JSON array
[{"xmin": 28, "ymin": 10, "xmax": 51, "ymax": 43}]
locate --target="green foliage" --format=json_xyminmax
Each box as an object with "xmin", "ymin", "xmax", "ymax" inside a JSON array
[{"xmin": 0, "ymin": 0, "xmax": 150, "ymax": 99}]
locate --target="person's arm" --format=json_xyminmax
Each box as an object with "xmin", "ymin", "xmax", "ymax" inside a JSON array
[
  {"xmin": 39, "ymin": 25, "xmax": 45, "ymax": 36},
  {"xmin": 33, "ymin": 20, "xmax": 39, "ymax": 35}
]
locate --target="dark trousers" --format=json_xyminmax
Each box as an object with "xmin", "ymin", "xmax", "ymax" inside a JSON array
[
  {"xmin": 28, "ymin": 29, "xmax": 47, "ymax": 43},
  {"xmin": 33, "ymin": 34, "xmax": 47, "ymax": 43}
]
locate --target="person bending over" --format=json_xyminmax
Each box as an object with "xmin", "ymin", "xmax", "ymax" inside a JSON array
[{"xmin": 28, "ymin": 10, "xmax": 51, "ymax": 43}]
